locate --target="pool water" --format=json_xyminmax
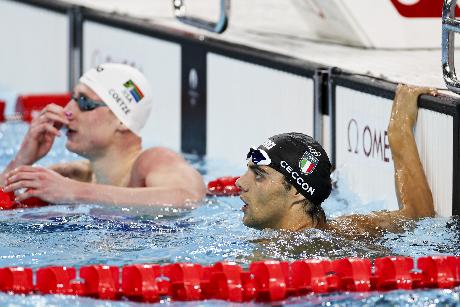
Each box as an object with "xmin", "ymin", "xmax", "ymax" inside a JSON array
[{"xmin": 0, "ymin": 122, "xmax": 459, "ymax": 306}]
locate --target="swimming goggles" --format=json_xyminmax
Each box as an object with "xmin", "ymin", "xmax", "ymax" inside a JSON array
[
  {"xmin": 246, "ymin": 147, "xmax": 272, "ymax": 166},
  {"xmin": 71, "ymin": 95, "xmax": 107, "ymax": 111}
]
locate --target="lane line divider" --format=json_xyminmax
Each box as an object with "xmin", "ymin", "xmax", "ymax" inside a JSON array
[{"xmin": 0, "ymin": 257, "xmax": 458, "ymax": 303}]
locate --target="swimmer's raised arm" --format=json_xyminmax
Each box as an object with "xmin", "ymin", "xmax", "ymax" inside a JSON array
[
  {"xmin": 338, "ymin": 84, "xmax": 437, "ymax": 226},
  {"xmin": 329, "ymin": 85, "xmax": 437, "ymax": 235},
  {"xmin": 388, "ymin": 84, "xmax": 436, "ymax": 218},
  {"xmin": 0, "ymin": 103, "xmax": 69, "ymax": 186}
]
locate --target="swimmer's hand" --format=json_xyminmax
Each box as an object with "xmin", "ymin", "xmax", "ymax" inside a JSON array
[
  {"xmin": 15, "ymin": 104, "xmax": 69, "ymax": 166},
  {"xmin": 3, "ymin": 166, "xmax": 77, "ymax": 204},
  {"xmin": 389, "ymin": 84, "xmax": 437, "ymax": 129}
]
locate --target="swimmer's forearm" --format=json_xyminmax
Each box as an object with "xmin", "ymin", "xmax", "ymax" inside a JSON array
[
  {"xmin": 391, "ymin": 126, "xmax": 434, "ymax": 218},
  {"xmin": 388, "ymin": 125, "xmax": 416, "ymax": 159},
  {"xmin": 69, "ymin": 181, "xmax": 201, "ymax": 207},
  {"xmin": 391, "ymin": 128, "xmax": 434, "ymax": 218},
  {"xmin": 388, "ymin": 85, "xmax": 435, "ymax": 219}
]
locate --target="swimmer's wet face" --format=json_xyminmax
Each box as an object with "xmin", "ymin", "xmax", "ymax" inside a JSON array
[
  {"xmin": 238, "ymin": 161, "xmax": 294, "ymax": 230},
  {"xmin": 64, "ymin": 83, "xmax": 121, "ymax": 158},
  {"xmin": 79, "ymin": 63, "xmax": 153, "ymax": 136},
  {"xmin": 63, "ymin": 63, "xmax": 153, "ymax": 158},
  {"xmin": 237, "ymin": 132, "xmax": 333, "ymax": 231}
]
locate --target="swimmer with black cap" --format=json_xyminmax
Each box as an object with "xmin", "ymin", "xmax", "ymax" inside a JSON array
[
  {"xmin": 238, "ymin": 133, "xmax": 332, "ymax": 231},
  {"xmin": 0, "ymin": 63, "xmax": 206, "ymax": 206},
  {"xmin": 237, "ymin": 85, "xmax": 436, "ymax": 234}
]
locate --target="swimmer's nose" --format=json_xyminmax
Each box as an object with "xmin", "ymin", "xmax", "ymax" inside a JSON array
[
  {"xmin": 236, "ymin": 176, "xmax": 248, "ymax": 192},
  {"xmin": 64, "ymin": 98, "xmax": 78, "ymax": 118}
]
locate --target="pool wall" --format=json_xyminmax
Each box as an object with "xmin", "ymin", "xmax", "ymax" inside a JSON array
[
  {"xmin": 0, "ymin": 0, "xmax": 458, "ymax": 216},
  {"xmin": 330, "ymin": 73, "xmax": 459, "ymax": 214}
]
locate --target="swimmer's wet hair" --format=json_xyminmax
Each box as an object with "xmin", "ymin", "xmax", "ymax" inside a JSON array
[{"xmin": 281, "ymin": 178, "xmax": 327, "ymax": 227}]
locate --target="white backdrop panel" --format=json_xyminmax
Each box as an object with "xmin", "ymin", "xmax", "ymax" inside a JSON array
[
  {"xmin": 335, "ymin": 87, "xmax": 397, "ymax": 209},
  {"xmin": 0, "ymin": 1, "xmax": 68, "ymax": 97},
  {"xmin": 335, "ymin": 87, "xmax": 452, "ymax": 215},
  {"xmin": 83, "ymin": 22, "xmax": 181, "ymax": 150},
  {"xmin": 415, "ymin": 109, "xmax": 453, "ymax": 217},
  {"xmin": 207, "ymin": 53, "xmax": 314, "ymax": 165}
]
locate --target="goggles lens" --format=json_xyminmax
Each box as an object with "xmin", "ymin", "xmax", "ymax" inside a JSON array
[
  {"xmin": 246, "ymin": 147, "xmax": 272, "ymax": 166},
  {"xmin": 72, "ymin": 95, "xmax": 107, "ymax": 111}
]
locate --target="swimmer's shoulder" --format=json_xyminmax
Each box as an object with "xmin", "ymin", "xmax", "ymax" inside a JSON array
[
  {"xmin": 50, "ymin": 160, "xmax": 92, "ymax": 182},
  {"xmin": 129, "ymin": 147, "xmax": 190, "ymax": 181},
  {"xmin": 133, "ymin": 147, "xmax": 188, "ymax": 172},
  {"xmin": 326, "ymin": 211, "xmax": 411, "ymax": 238},
  {"xmin": 129, "ymin": 147, "xmax": 205, "ymax": 195}
]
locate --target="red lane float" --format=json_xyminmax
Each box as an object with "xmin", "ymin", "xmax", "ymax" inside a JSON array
[
  {"xmin": 290, "ymin": 259, "xmax": 338, "ymax": 294},
  {"xmin": 417, "ymin": 256, "xmax": 459, "ymax": 289},
  {"xmin": 16, "ymin": 93, "xmax": 71, "ymax": 122},
  {"xmin": 80, "ymin": 265, "xmax": 120, "ymax": 300},
  {"xmin": 0, "ymin": 190, "xmax": 15, "ymax": 210},
  {"xmin": 207, "ymin": 176, "xmax": 241, "ymax": 196},
  {"xmin": 332, "ymin": 258, "xmax": 372, "ymax": 292},
  {"xmin": 0, "ymin": 267, "xmax": 34, "ymax": 294},
  {"xmin": 208, "ymin": 262, "xmax": 245, "ymax": 302},
  {"xmin": 122, "ymin": 264, "xmax": 162, "ymax": 302},
  {"xmin": 1, "ymin": 260, "xmax": 460, "ymax": 303},
  {"xmin": 0, "ymin": 100, "xmax": 5, "ymax": 122},
  {"xmin": 36, "ymin": 266, "xmax": 77, "ymax": 295},
  {"xmin": 0, "ymin": 189, "xmax": 49, "ymax": 210},
  {"xmin": 250, "ymin": 261, "xmax": 287, "ymax": 301},
  {"xmin": 374, "ymin": 256, "xmax": 414, "ymax": 290},
  {"xmin": 18, "ymin": 197, "xmax": 49, "ymax": 208},
  {"xmin": 163, "ymin": 263, "xmax": 203, "ymax": 301}
]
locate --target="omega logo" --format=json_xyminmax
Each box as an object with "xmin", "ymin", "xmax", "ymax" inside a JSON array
[{"xmin": 347, "ymin": 118, "xmax": 391, "ymax": 163}]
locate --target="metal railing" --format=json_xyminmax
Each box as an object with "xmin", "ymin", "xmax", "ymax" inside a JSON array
[
  {"xmin": 442, "ymin": 0, "xmax": 460, "ymax": 93},
  {"xmin": 173, "ymin": 0, "xmax": 230, "ymax": 34}
]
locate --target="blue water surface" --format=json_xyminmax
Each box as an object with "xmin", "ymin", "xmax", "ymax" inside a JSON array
[{"xmin": 0, "ymin": 122, "xmax": 459, "ymax": 306}]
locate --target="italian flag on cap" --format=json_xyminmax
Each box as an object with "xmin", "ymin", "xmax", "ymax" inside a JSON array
[{"xmin": 299, "ymin": 152, "xmax": 318, "ymax": 175}]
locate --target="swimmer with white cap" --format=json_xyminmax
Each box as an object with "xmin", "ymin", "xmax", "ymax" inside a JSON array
[
  {"xmin": 237, "ymin": 85, "xmax": 436, "ymax": 235},
  {"xmin": 0, "ymin": 63, "xmax": 206, "ymax": 206}
]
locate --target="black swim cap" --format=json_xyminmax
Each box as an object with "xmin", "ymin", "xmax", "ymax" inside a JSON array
[{"xmin": 248, "ymin": 132, "xmax": 332, "ymax": 206}]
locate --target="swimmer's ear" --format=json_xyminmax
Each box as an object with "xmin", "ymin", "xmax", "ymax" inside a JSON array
[{"xmin": 287, "ymin": 186, "xmax": 305, "ymax": 205}]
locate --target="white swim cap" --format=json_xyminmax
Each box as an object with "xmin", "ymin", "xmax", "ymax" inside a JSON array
[{"xmin": 79, "ymin": 63, "xmax": 153, "ymax": 136}]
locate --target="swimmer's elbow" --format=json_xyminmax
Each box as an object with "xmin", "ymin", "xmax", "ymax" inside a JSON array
[
  {"xmin": 177, "ymin": 186, "xmax": 206, "ymax": 203},
  {"xmin": 400, "ymin": 210, "xmax": 435, "ymax": 220},
  {"xmin": 399, "ymin": 202, "xmax": 435, "ymax": 219}
]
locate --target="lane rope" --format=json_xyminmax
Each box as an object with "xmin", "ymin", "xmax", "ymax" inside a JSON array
[{"xmin": 0, "ymin": 257, "xmax": 459, "ymax": 302}]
